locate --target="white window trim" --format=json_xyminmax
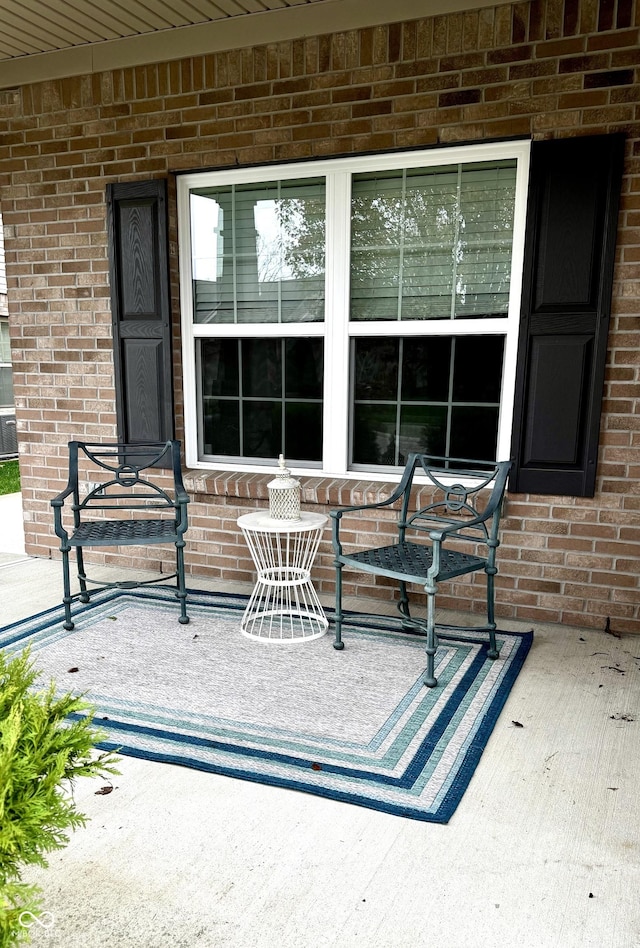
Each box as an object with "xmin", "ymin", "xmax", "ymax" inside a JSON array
[{"xmin": 178, "ymin": 139, "xmax": 531, "ymax": 480}]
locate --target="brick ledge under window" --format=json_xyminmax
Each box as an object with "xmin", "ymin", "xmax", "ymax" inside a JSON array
[{"xmin": 182, "ymin": 469, "xmax": 404, "ymax": 509}]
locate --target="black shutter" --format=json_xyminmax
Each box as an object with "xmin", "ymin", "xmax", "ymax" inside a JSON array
[
  {"xmin": 510, "ymin": 133, "xmax": 624, "ymax": 497},
  {"xmin": 106, "ymin": 178, "xmax": 174, "ymax": 446}
]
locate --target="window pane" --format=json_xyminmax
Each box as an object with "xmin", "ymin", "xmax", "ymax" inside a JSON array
[
  {"xmin": 449, "ymin": 407, "xmax": 500, "ymax": 461},
  {"xmin": 352, "ymin": 404, "xmax": 448, "ymax": 467},
  {"xmin": 455, "ymin": 163, "xmax": 516, "ymax": 318},
  {"xmin": 351, "ymin": 335, "xmax": 504, "ymax": 468},
  {"xmin": 402, "ymin": 337, "xmax": 451, "ymax": 401},
  {"xmin": 452, "ymin": 336, "xmax": 504, "ymax": 402},
  {"xmin": 191, "ymin": 178, "xmax": 326, "ymax": 325},
  {"xmin": 0, "ymin": 366, "xmax": 14, "ymax": 408},
  {"xmin": 0, "ymin": 320, "xmax": 11, "ymax": 362},
  {"xmin": 285, "ymin": 403, "xmax": 323, "ymax": 463},
  {"xmin": 285, "ymin": 338, "xmax": 323, "ymax": 398},
  {"xmin": 0, "ymin": 317, "xmax": 13, "ymax": 407},
  {"xmin": 399, "ymin": 405, "xmax": 447, "ymax": 462},
  {"xmin": 243, "ymin": 402, "xmax": 281, "ymax": 458},
  {"xmin": 203, "ymin": 400, "xmax": 240, "ymax": 456},
  {"xmin": 350, "ymin": 160, "xmax": 516, "ymax": 322},
  {"xmin": 201, "ymin": 339, "xmax": 238, "ymax": 396},
  {"xmin": 242, "ymin": 339, "xmax": 281, "ymax": 398},
  {"xmin": 352, "ymin": 404, "xmax": 398, "ymax": 466},
  {"xmin": 199, "ymin": 338, "xmax": 322, "ymax": 463},
  {"xmin": 354, "ymin": 338, "xmax": 399, "ymax": 400}
]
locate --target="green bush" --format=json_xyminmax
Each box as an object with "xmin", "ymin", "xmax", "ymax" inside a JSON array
[{"xmin": 0, "ymin": 648, "xmax": 119, "ymax": 946}]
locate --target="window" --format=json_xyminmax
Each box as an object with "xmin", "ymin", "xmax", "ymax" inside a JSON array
[
  {"xmin": 179, "ymin": 141, "xmax": 530, "ymax": 477},
  {"xmin": 0, "ymin": 319, "xmax": 14, "ymax": 410},
  {"xmin": 0, "ymin": 215, "xmax": 12, "ymax": 411}
]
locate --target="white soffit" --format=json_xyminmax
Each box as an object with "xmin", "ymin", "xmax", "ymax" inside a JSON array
[{"xmin": 0, "ymin": 0, "xmax": 500, "ymax": 88}]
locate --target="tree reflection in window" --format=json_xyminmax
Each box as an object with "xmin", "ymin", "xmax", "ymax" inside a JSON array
[{"xmin": 351, "ymin": 161, "xmax": 516, "ymax": 321}]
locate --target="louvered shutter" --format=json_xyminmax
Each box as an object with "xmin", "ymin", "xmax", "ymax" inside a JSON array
[
  {"xmin": 510, "ymin": 133, "xmax": 624, "ymax": 496},
  {"xmin": 106, "ymin": 179, "xmax": 174, "ymax": 447}
]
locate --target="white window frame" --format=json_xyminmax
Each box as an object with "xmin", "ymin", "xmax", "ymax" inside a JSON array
[{"xmin": 178, "ymin": 139, "xmax": 531, "ymax": 480}]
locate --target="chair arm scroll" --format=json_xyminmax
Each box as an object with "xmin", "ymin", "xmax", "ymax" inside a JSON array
[
  {"xmin": 175, "ymin": 486, "xmax": 190, "ymax": 506},
  {"xmin": 330, "ymin": 485, "xmax": 407, "ymax": 556},
  {"xmin": 426, "ymin": 514, "xmax": 489, "ymax": 542},
  {"xmin": 174, "ymin": 488, "xmax": 190, "ymax": 536},
  {"xmin": 50, "ymin": 483, "xmax": 75, "ymax": 508},
  {"xmin": 329, "ymin": 485, "xmax": 407, "ymax": 523},
  {"xmin": 50, "ymin": 484, "xmax": 76, "ymax": 541}
]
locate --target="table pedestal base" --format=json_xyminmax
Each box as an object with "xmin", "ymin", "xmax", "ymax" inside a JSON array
[
  {"xmin": 240, "ymin": 568, "xmax": 328, "ymax": 643},
  {"xmin": 238, "ymin": 512, "xmax": 328, "ymax": 644}
]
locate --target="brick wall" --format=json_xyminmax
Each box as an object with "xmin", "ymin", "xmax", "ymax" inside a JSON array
[{"xmin": 0, "ymin": 0, "xmax": 639, "ymax": 632}]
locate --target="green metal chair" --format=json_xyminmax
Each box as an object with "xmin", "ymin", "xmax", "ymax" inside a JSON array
[
  {"xmin": 331, "ymin": 454, "xmax": 512, "ymax": 688},
  {"xmin": 51, "ymin": 440, "xmax": 190, "ymax": 630}
]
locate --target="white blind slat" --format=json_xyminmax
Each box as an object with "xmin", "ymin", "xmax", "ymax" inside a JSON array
[
  {"xmin": 351, "ymin": 158, "xmax": 516, "ymax": 323},
  {"xmin": 191, "ymin": 178, "xmax": 326, "ymax": 325}
]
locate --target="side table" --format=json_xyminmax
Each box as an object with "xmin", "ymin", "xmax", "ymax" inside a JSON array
[{"xmin": 237, "ymin": 511, "xmax": 328, "ymax": 643}]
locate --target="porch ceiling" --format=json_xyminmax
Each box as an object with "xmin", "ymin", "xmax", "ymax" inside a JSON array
[
  {"xmin": 0, "ymin": 0, "xmax": 498, "ymax": 88},
  {"xmin": 0, "ymin": 0, "xmax": 330, "ymax": 61}
]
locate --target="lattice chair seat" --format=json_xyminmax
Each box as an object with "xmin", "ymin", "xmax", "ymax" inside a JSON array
[
  {"xmin": 331, "ymin": 454, "xmax": 512, "ymax": 688},
  {"xmin": 71, "ymin": 518, "xmax": 181, "ymax": 546},
  {"xmin": 51, "ymin": 440, "xmax": 190, "ymax": 630},
  {"xmin": 343, "ymin": 541, "xmax": 488, "ymax": 583}
]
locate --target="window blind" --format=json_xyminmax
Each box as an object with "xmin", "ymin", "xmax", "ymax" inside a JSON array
[
  {"xmin": 0, "ymin": 319, "xmax": 13, "ymax": 407},
  {"xmin": 350, "ymin": 160, "xmax": 517, "ymax": 321},
  {"xmin": 191, "ymin": 178, "xmax": 326, "ymax": 325}
]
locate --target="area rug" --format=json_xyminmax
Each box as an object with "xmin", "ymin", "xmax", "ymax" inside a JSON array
[{"xmin": 0, "ymin": 588, "xmax": 532, "ymax": 823}]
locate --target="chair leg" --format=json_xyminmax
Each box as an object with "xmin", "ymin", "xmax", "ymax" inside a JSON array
[
  {"xmin": 176, "ymin": 539, "xmax": 189, "ymax": 625},
  {"xmin": 333, "ymin": 561, "xmax": 344, "ymax": 650},
  {"xmin": 399, "ymin": 580, "xmax": 412, "ymax": 626},
  {"xmin": 61, "ymin": 543, "xmax": 74, "ymax": 631},
  {"xmin": 423, "ymin": 580, "xmax": 438, "ymax": 688},
  {"xmin": 76, "ymin": 546, "xmax": 90, "ymax": 603},
  {"xmin": 486, "ymin": 566, "xmax": 499, "ymax": 660}
]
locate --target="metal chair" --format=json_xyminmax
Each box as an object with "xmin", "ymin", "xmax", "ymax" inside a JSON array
[
  {"xmin": 331, "ymin": 454, "xmax": 512, "ymax": 688},
  {"xmin": 51, "ymin": 440, "xmax": 190, "ymax": 630}
]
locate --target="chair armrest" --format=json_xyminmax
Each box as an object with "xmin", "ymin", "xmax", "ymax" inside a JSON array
[
  {"xmin": 51, "ymin": 483, "xmax": 76, "ymax": 542},
  {"xmin": 426, "ymin": 514, "xmax": 491, "ymax": 543},
  {"xmin": 330, "ymin": 486, "xmax": 407, "ymax": 555},
  {"xmin": 329, "ymin": 483, "xmax": 407, "ymax": 523},
  {"xmin": 50, "ymin": 483, "xmax": 75, "ymax": 508}
]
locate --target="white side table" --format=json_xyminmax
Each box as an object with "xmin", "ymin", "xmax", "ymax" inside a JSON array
[{"xmin": 237, "ymin": 511, "xmax": 328, "ymax": 643}]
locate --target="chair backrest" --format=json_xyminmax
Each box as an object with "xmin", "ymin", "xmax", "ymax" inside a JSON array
[
  {"xmin": 397, "ymin": 454, "xmax": 512, "ymax": 545},
  {"xmin": 67, "ymin": 441, "xmax": 185, "ymax": 513}
]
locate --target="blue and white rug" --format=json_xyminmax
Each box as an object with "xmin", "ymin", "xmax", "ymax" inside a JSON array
[{"xmin": 0, "ymin": 588, "xmax": 533, "ymax": 823}]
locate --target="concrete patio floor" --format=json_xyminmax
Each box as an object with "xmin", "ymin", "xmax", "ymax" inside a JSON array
[{"xmin": 1, "ymin": 494, "xmax": 639, "ymax": 948}]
